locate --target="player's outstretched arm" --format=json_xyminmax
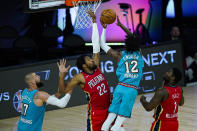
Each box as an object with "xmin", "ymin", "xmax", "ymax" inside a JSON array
[
  {"xmin": 116, "ymin": 16, "xmax": 133, "ymax": 36},
  {"xmin": 57, "ymin": 59, "xmax": 70, "ymax": 94},
  {"xmin": 87, "ymin": 10, "xmax": 100, "ymax": 68},
  {"xmin": 63, "ymin": 74, "xmax": 83, "ymax": 93},
  {"xmin": 57, "ymin": 59, "xmax": 85, "ymax": 93},
  {"xmin": 92, "ymin": 21, "xmax": 100, "ymax": 68},
  {"xmin": 34, "ymin": 91, "xmax": 72, "ymax": 108},
  {"xmin": 100, "ymin": 20, "xmax": 121, "ymax": 62},
  {"xmin": 107, "ymin": 49, "xmax": 121, "ymax": 62},
  {"xmin": 140, "ymin": 88, "xmax": 166, "ymax": 111},
  {"xmin": 179, "ymin": 87, "xmax": 184, "ymax": 106}
]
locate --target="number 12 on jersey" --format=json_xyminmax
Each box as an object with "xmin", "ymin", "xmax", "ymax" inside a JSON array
[{"xmin": 125, "ymin": 60, "xmax": 139, "ymax": 73}]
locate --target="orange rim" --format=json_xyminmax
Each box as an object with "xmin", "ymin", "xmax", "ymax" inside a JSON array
[{"xmin": 65, "ymin": 0, "xmax": 78, "ymax": 7}]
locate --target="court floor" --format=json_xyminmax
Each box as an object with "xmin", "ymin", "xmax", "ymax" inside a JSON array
[{"xmin": 0, "ymin": 86, "xmax": 197, "ymax": 131}]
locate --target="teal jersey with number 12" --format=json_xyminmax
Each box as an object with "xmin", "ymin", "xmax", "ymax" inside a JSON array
[{"xmin": 116, "ymin": 50, "xmax": 144, "ymax": 87}]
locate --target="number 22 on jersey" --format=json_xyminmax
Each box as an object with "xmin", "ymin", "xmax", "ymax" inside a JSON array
[{"xmin": 97, "ymin": 83, "xmax": 107, "ymax": 96}]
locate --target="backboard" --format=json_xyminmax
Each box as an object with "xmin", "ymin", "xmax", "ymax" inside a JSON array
[
  {"xmin": 23, "ymin": 0, "xmax": 110, "ymax": 13},
  {"xmin": 23, "ymin": 0, "xmax": 66, "ymax": 13}
]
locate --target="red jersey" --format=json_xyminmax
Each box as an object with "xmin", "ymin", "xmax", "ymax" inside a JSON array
[
  {"xmin": 153, "ymin": 86, "xmax": 182, "ymax": 121},
  {"xmin": 81, "ymin": 68, "xmax": 111, "ymax": 110}
]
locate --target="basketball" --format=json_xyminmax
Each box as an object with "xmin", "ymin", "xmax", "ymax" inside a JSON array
[{"xmin": 100, "ymin": 9, "xmax": 116, "ymax": 24}]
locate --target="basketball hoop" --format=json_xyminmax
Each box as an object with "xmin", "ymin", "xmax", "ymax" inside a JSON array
[{"xmin": 65, "ymin": 0, "xmax": 102, "ymax": 29}]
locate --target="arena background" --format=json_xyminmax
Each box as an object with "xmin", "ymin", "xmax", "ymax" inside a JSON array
[{"xmin": 0, "ymin": 41, "xmax": 184, "ymax": 119}]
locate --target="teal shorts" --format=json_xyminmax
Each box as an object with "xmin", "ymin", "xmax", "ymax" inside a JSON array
[{"xmin": 108, "ymin": 85, "xmax": 138, "ymax": 118}]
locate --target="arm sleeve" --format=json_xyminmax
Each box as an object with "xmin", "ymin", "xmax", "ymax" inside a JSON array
[
  {"xmin": 92, "ymin": 23, "xmax": 100, "ymax": 53},
  {"xmin": 46, "ymin": 93, "xmax": 71, "ymax": 108},
  {"xmin": 100, "ymin": 28, "xmax": 111, "ymax": 53}
]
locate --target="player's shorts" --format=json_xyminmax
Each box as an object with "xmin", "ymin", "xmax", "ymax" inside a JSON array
[
  {"xmin": 108, "ymin": 84, "xmax": 138, "ymax": 118},
  {"xmin": 87, "ymin": 108, "xmax": 108, "ymax": 131},
  {"xmin": 150, "ymin": 120, "xmax": 178, "ymax": 131}
]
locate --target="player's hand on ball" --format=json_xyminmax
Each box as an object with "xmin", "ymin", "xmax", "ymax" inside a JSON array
[
  {"xmin": 140, "ymin": 95, "xmax": 146, "ymax": 102},
  {"xmin": 116, "ymin": 16, "xmax": 121, "ymax": 26},
  {"xmin": 87, "ymin": 10, "xmax": 96, "ymax": 23},
  {"xmin": 100, "ymin": 19, "xmax": 107, "ymax": 28},
  {"xmin": 57, "ymin": 59, "xmax": 70, "ymax": 74}
]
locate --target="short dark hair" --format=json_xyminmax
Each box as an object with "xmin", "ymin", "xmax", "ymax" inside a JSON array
[
  {"xmin": 172, "ymin": 68, "xmax": 182, "ymax": 84},
  {"xmin": 170, "ymin": 25, "xmax": 182, "ymax": 34},
  {"xmin": 76, "ymin": 55, "xmax": 87, "ymax": 71},
  {"xmin": 125, "ymin": 35, "xmax": 141, "ymax": 53}
]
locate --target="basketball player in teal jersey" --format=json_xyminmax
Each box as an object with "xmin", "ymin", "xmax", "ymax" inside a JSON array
[
  {"xmin": 101, "ymin": 17, "xmax": 144, "ymax": 131},
  {"xmin": 17, "ymin": 63, "xmax": 71, "ymax": 131}
]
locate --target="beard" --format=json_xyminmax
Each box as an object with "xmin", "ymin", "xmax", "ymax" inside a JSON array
[
  {"xmin": 163, "ymin": 76, "xmax": 170, "ymax": 85},
  {"xmin": 36, "ymin": 81, "xmax": 44, "ymax": 88},
  {"xmin": 89, "ymin": 64, "xmax": 97, "ymax": 70}
]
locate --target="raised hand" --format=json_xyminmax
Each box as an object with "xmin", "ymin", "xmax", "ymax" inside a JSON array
[
  {"xmin": 57, "ymin": 59, "xmax": 70, "ymax": 74},
  {"xmin": 87, "ymin": 10, "xmax": 96, "ymax": 23},
  {"xmin": 100, "ymin": 18, "xmax": 107, "ymax": 29},
  {"xmin": 116, "ymin": 16, "xmax": 122, "ymax": 26}
]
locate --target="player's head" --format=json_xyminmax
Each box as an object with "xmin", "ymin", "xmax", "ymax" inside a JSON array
[
  {"xmin": 125, "ymin": 35, "xmax": 141, "ymax": 53},
  {"xmin": 76, "ymin": 55, "xmax": 97, "ymax": 72},
  {"xmin": 25, "ymin": 73, "xmax": 44, "ymax": 89},
  {"xmin": 170, "ymin": 25, "xmax": 181, "ymax": 38},
  {"xmin": 163, "ymin": 68, "xmax": 182, "ymax": 85}
]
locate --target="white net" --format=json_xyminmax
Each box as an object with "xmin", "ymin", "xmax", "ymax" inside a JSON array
[{"xmin": 72, "ymin": 0, "xmax": 102, "ymax": 29}]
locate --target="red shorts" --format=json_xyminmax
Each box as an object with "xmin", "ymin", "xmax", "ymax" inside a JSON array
[
  {"xmin": 87, "ymin": 108, "xmax": 108, "ymax": 131},
  {"xmin": 150, "ymin": 120, "xmax": 178, "ymax": 131}
]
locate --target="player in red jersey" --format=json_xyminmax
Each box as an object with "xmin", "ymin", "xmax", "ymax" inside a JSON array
[
  {"xmin": 57, "ymin": 11, "xmax": 111, "ymax": 131},
  {"xmin": 140, "ymin": 68, "xmax": 184, "ymax": 131}
]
